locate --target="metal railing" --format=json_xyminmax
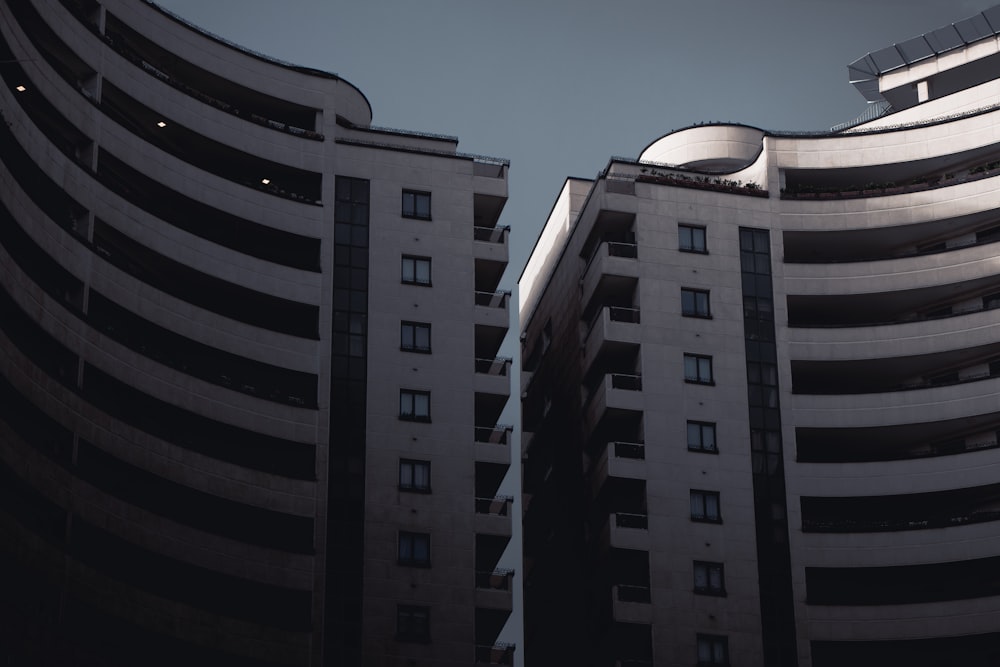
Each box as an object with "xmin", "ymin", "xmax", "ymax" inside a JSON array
[
  {"xmin": 615, "ymin": 512, "xmax": 649, "ymax": 529},
  {"xmin": 474, "ymin": 225, "xmax": 511, "ymax": 243},
  {"xmin": 803, "ymin": 510, "xmax": 1000, "ymax": 533},
  {"xmin": 475, "ymin": 643, "xmax": 515, "ymax": 665},
  {"xmin": 615, "ymin": 584, "xmax": 651, "ymax": 603},
  {"xmin": 612, "ymin": 441, "xmax": 646, "ymax": 460},
  {"xmin": 475, "ymin": 357, "xmax": 512, "ymax": 376},
  {"xmin": 475, "ymin": 290, "xmax": 511, "ymax": 308},
  {"xmin": 475, "ymin": 496, "xmax": 514, "ymax": 516},
  {"xmin": 610, "ymin": 373, "xmax": 642, "ymax": 391},
  {"xmin": 475, "ymin": 425, "xmax": 513, "ymax": 445},
  {"xmin": 475, "ymin": 568, "xmax": 515, "ymax": 590}
]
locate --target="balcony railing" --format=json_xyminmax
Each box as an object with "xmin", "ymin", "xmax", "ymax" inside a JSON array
[
  {"xmin": 475, "ymin": 425, "xmax": 513, "ymax": 445},
  {"xmin": 610, "ymin": 373, "xmax": 642, "ymax": 391},
  {"xmin": 612, "ymin": 441, "xmax": 645, "ymax": 460},
  {"xmin": 615, "ymin": 512, "xmax": 649, "ymax": 530},
  {"xmin": 476, "ymin": 643, "xmax": 515, "ymax": 665},
  {"xmin": 475, "ymin": 568, "xmax": 515, "ymax": 590},
  {"xmin": 474, "ymin": 225, "xmax": 510, "ymax": 243},
  {"xmin": 475, "ymin": 357, "xmax": 512, "ymax": 376},
  {"xmin": 585, "ymin": 306, "xmax": 641, "ymax": 342},
  {"xmin": 475, "ymin": 496, "xmax": 514, "ymax": 516},
  {"xmin": 475, "ymin": 290, "xmax": 511, "ymax": 309},
  {"xmin": 615, "ymin": 584, "xmax": 651, "ymax": 603},
  {"xmin": 803, "ymin": 510, "xmax": 1000, "ymax": 533},
  {"xmin": 790, "ymin": 298, "xmax": 1000, "ymax": 329}
]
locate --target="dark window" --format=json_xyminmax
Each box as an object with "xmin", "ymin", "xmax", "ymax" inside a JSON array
[
  {"xmin": 399, "ymin": 459, "xmax": 431, "ymax": 492},
  {"xmin": 401, "ymin": 255, "xmax": 432, "ymax": 285},
  {"xmin": 687, "ymin": 421, "xmax": 717, "ymax": 453},
  {"xmin": 400, "ymin": 321, "xmax": 431, "ymax": 353},
  {"xmin": 691, "ymin": 490, "xmax": 721, "ymax": 523},
  {"xmin": 396, "ymin": 604, "xmax": 430, "ymax": 642},
  {"xmin": 399, "ymin": 389, "xmax": 431, "ymax": 422},
  {"xmin": 697, "ymin": 634, "xmax": 729, "ymax": 666},
  {"xmin": 679, "ymin": 224, "xmax": 707, "ymax": 253},
  {"xmin": 694, "ymin": 561, "xmax": 726, "ymax": 595},
  {"xmin": 684, "ymin": 354, "xmax": 714, "ymax": 384},
  {"xmin": 682, "ymin": 288, "xmax": 711, "ymax": 318},
  {"xmin": 402, "ymin": 190, "xmax": 431, "ymax": 220},
  {"xmin": 398, "ymin": 531, "xmax": 430, "ymax": 566}
]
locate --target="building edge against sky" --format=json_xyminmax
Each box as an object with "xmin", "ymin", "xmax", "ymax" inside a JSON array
[
  {"xmin": 0, "ymin": 0, "xmax": 516, "ymax": 665},
  {"xmin": 519, "ymin": 4, "xmax": 1000, "ymax": 667}
]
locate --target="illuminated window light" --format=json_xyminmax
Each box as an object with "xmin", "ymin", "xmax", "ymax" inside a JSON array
[
  {"xmin": 261, "ymin": 178, "xmax": 271, "ymax": 185},
  {"xmin": 156, "ymin": 120, "xmax": 167, "ymax": 128},
  {"xmin": 15, "ymin": 85, "xmax": 26, "ymax": 92}
]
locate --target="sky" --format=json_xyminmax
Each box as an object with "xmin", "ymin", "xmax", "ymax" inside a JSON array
[{"xmin": 151, "ymin": 0, "xmax": 1000, "ymax": 657}]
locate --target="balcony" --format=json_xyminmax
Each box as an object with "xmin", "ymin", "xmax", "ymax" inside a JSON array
[
  {"xmin": 599, "ymin": 511, "xmax": 650, "ymax": 552},
  {"xmin": 475, "ymin": 568, "xmax": 515, "ymax": 610},
  {"xmin": 583, "ymin": 307, "xmax": 641, "ymax": 375},
  {"xmin": 475, "ymin": 290, "xmax": 511, "ymax": 330},
  {"xmin": 475, "ymin": 643, "xmax": 515, "ymax": 666},
  {"xmin": 584, "ymin": 375, "xmax": 644, "ymax": 435},
  {"xmin": 475, "ymin": 425, "xmax": 513, "ymax": 465},
  {"xmin": 591, "ymin": 441, "xmax": 647, "ymax": 498},
  {"xmin": 581, "ymin": 242, "xmax": 639, "ymax": 314},
  {"xmin": 475, "ymin": 357, "xmax": 512, "ymax": 398},
  {"xmin": 612, "ymin": 584, "xmax": 652, "ymax": 624},
  {"xmin": 475, "ymin": 496, "xmax": 514, "ymax": 537},
  {"xmin": 474, "ymin": 225, "xmax": 510, "ymax": 294}
]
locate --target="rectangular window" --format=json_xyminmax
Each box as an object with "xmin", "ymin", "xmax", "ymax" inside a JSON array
[
  {"xmin": 400, "ymin": 321, "xmax": 431, "ymax": 353},
  {"xmin": 401, "ymin": 255, "xmax": 431, "ymax": 286},
  {"xmin": 399, "ymin": 389, "xmax": 431, "ymax": 422},
  {"xmin": 398, "ymin": 531, "xmax": 431, "ymax": 566},
  {"xmin": 402, "ymin": 190, "xmax": 431, "ymax": 220},
  {"xmin": 679, "ymin": 224, "xmax": 707, "ymax": 253},
  {"xmin": 690, "ymin": 490, "xmax": 721, "ymax": 523},
  {"xmin": 693, "ymin": 561, "xmax": 726, "ymax": 596},
  {"xmin": 697, "ymin": 634, "xmax": 729, "ymax": 666},
  {"xmin": 684, "ymin": 354, "xmax": 714, "ymax": 384},
  {"xmin": 396, "ymin": 604, "xmax": 430, "ymax": 642},
  {"xmin": 399, "ymin": 459, "xmax": 431, "ymax": 492},
  {"xmin": 687, "ymin": 421, "xmax": 717, "ymax": 453},
  {"xmin": 681, "ymin": 288, "xmax": 711, "ymax": 318}
]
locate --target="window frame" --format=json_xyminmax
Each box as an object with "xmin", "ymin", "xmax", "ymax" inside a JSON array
[
  {"xmin": 402, "ymin": 189, "xmax": 432, "ymax": 220},
  {"xmin": 398, "ymin": 531, "xmax": 431, "ymax": 567},
  {"xmin": 681, "ymin": 288, "xmax": 712, "ymax": 318},
  {"xmin": 399, "ymin": 389, "xmax": 431, "ymax": 422},
  {"xmin": 693, "ymin": 561, "xmax": 726, "ymax": 596},
  {"xmin": 690, "ymin": 489, "xmax": 722, "ymax": 523},
  {"xmin": 696, "ymin": 634, "xmax": 729, "ymax": 666},
  {"xmin": 396, "ymin": 604, "xmax": 430, "ymax": 643},
  {"xmin": 401, "ymin": 255, "xmax": 432, "ymax": 286},
  {"xmin": 679, "ymin": 224, "xmax": 707, "ymax": 253},
  {"xmin": 684, "ymin": 353, "xmax": 714, "ymax": 385},
  {"xmin": 399, "ymin": 458, "xmax": 431, "ymax": 493},
  {"xmin": 400, "ymin": 321, "xmax": 431, "ymax": 353},
  {"xmin": 687, "ymin": 420, "xmax": 718, "ymax": 453}
]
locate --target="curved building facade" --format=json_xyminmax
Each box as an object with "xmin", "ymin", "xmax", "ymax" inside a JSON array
[
  {"xmin": 0, "ymin": 1, "xmax": 512, "ymax": 665},
  {"xmin": 520, "ymin": 5, "xmax": 1000, "ymax": 666}
]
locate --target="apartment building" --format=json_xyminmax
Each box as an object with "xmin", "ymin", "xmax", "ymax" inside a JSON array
[
  {"xmin": 519, "ymin": 5, "xmax": 1000, "ymax": 666},
  {"xmin": 0, "ymin": 1, "xmax": 513, "ymax": 665}
]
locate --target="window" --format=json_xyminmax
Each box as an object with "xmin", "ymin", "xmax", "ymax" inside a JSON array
[
  {"xmin": 681, "ymin": 288, "xmax": 711, "ymax": 318},
  {"xmin": 693, "ymin": 561, "xmax": 726, "ymax": 595},
  {"xmin": 402, "ymin": 190, "xmax": 431, "ymax": 220},
  {"xmin": 696, "ymin": 634, "xmax": 729, "ymax": 666},
  {"xmin": 401, "ymin": 255, "xmax": 431, "ymax": 285},
  {"xmin": 679, "ymin": 224, "xmax": 707, "ymax": 253},
  {"xmin": 398, "ymin": 531, "xmax": 431, "ymax": 566},
  {"xmin": 399, "ymin": 459, "xmax": 431, "ymax": 492},
  {"xmin": 684, "ymin": 354, "xmax": 714, "ymax": 385},
  {"xmin": 690, "ymin": 490, "xmax": 721, "ymax": 523},
  {"xmin": 687, "ymin": 421, "xmax": 717, "ymax": 453},
  {"xmin": 396, "ymin": 604, "xmax": 430, "ymax": 642},
  {"xmin": 399, "ymin": 389, "xmax": 430, "ymax": 422},
  {"xmin": 400, "ymin": 321, "xmax": 431, "ymax": 353}
]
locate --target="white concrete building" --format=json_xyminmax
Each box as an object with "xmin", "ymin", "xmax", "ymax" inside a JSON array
[
  {"xmin": 0, "ymin": 1, "xmax": 512, "ymax": 665},
  {"xmin": 519, "ymin": 5, "xmax": 1000, "ymax": 666}
]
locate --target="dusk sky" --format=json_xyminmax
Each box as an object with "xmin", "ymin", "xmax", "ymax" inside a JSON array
[
  {"xmin": 155, "ymin": 0, "xmax": 999, "ymax": 287},
  {"xmin": 152, "ymin": 0, "xmax": 1000, "ymax": 656}
]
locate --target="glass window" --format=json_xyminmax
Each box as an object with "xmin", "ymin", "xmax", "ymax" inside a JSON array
[
  {"xmin": 402, "ymin": 190, "xmax": 431, "ymax": 220},
  {"xmin": 697, "ymin": 634, "xmax": 729, "ymax": 666},
  {"xmin": 399, "ymin": 459, "xmax": 431, "ymax": 492},
  {"xmin": 687, "ymin": 421, "xmax": 717, "ymax": 453},
  {"xmin": 397, "ymin": 605, "xmax": 430, "ymax": 642},
  {"xmin": 401, "ymin": 255, "xmax": 431, "ymax": 285},
  {"xmin": 399, "ymin": 389, "xmax": 431, "ymax": 421},
  {"xmin": 398, "ymin": 531, "xmax": 431, "ymax": 566},
  {"xmin": 681, "ymin": 288, "xmax": 711, "ymax": 317},
  {"xmin": 690, "ymin": 490, "xmax": 721, "ymax": 522},
  {"xmin": 679, "ymin": 224, "xmax": 707, "ymax": 253},
  {"xmin": 694, "ymin": 561, "xmax": 726, "ymax": 595},
  {"xmin": 684, "ymin": 354, "xmax": 714, "ymax": 384},
  {"xmin": 400, "ymin": 321, "xmax": 431, "ymax": 352}
]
